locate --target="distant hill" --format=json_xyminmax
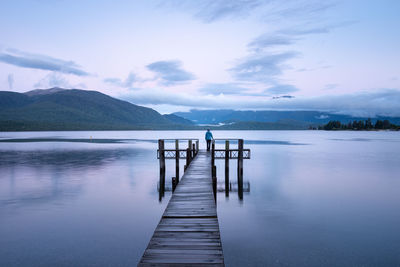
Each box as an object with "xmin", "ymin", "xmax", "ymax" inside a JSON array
[
  {"xmin": 174, "ymin": 109, "xmax": 400, "ymax": 125},
  {"xmin": 0, "ymin": 88, "xmax": 190, "ymax": 131},
  {"xmin": 162, "ymin": 114, "xmax": 194, "ymax": 125}
]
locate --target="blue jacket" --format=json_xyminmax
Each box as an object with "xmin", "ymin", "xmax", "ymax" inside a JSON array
[{"xmin": 205, "ymin": 131, "xmax": 213, "ymax": 140}]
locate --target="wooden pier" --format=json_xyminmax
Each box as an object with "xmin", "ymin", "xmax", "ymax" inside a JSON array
[
  {"xmin": 139, "ymin": 150, "xmax": 224, "ymax": 266},
  {"xmin": 139, "ymin": 139, "xmax": 250, "ymax": 266}
]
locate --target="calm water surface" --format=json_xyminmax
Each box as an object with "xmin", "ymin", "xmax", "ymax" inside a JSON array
[{"xmin": 0, "ymin": 131, "xmax": 399, "ymax": 266}]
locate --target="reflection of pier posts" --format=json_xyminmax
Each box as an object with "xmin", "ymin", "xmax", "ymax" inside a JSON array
[
  {"xmin": 225, "ymin": 140, "xmax": 229, "ymax": 197},
  {"xmin": 237, "ymin": 139, "xmax": 243, "ymax": 200},
  {"xmin": 158, "ymin": 139, "xmax": 165, "ymax": 201},
  {"xmin": 175, "ymin": 140, "xmax": 179, "ymax": 183}
]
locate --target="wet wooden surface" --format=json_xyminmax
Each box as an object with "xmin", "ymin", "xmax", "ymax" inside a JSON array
[{"xmin": 139, "ymin": 150, "xmax": 224, "ymax": 266}]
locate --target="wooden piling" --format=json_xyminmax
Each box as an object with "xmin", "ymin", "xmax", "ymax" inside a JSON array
[
  {"xmin": 225, "ymin": 140, "xmax": 229, "ymax": 197},
  {"xmin": 212, "ymin": 176, "xmax": 217, "ymax": 202},
  {"xmin": 175, "ymin": 139, "xmax": 179, "ymax": 183},
  {"xmin": 185, "ymin": 147, "xmax": 190, "ymax": 172},
  {"xmin": 196, "ymin": 140, "xmax": 199, "ymax": 154},
  {"xmin": 237, "ymin": 139, "xmax": 243, "ymax": 200},
  {"xmin": 188, "ymin": 140, "xmax": 193, "ymax": 162},
  {"xmin": 158, "ymin": 139, "xmax": 165, "ymax": 199},
  {"xmin": 172, "ymin": 177, "xmax": 177, "ymax": 192},
  {"xmin": 211, "ymin": 140, "xmax": 215, "ymax": 172}
]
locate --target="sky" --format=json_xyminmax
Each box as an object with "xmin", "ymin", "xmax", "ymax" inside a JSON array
[{"xmin": 1, "ymin": 0, "xmax": 399, "ymax": 116}]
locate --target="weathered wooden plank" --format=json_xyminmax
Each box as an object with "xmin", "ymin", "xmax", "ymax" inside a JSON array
[{"xmin": 139, "ymin": 150, "xmax": 224, "ymax": 266}]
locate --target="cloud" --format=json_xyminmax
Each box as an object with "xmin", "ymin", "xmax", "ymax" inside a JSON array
[
  {"xmin": 272, "ymin": 95, "xmax": 295, "ymax": 99},
  {"xmin": 0, "ymin": 48, "xmax": 89, "ymax": 76},
  {"xmin": 229, "ymin": 52, "xmax": 298, "ymax": 83},
  {"xmin": 104, "ymin": 72, "xmax": 137, "ymax": 88},
  {"xmin": 198, "ymin": 83, "xmax": 249, "ymax": 95},
  {"xmin": 264, "ymin": 84, "xmax": 299, "ymax": 95},
  {"xmin": 122, "ymin": 88, "xmax": 400, "ymax": 117},
  {"xmin": 162, "ymin": 0, "xmax": 266, "ymax": 23},
  {"xmin": 263, "ymin": 2, "xmax": 336, "ymax": 23},
  {"xmin": 147, "ymin": 60, "xmax": 195, "ymax": 85},
  {"xmin": 278, "ymin": 21, "xmax": 356, "ymax": 36},
  {"xmin": 34, "ymin": 72, "xmax": 86, "ymax": 89},
  {"xmin": 249, "ymin": 21, "xmax": 356, "ymax": 52},
  {"xmin": 7, "ymin": 73, "xmax": 14, "ymax": 90},
  {"xmin": 248, "ymin": 35, "xmax": 296, "ymax": 51},
  {"xmin": 324, "ymin": 84, "xmax": 338, "ymax": 90}
]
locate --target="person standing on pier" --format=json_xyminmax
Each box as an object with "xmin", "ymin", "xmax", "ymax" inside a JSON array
[{"xmin": 205, "ymin": 129, "xmax": 213, "ymax": 151}]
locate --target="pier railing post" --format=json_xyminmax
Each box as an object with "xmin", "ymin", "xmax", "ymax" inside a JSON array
[
  {"xmin": 158, "ymin": 139, "xmax": 165, "ymax": 200},
  {"xmin": 172, "ymin": 177, "xmax": 177, "ymax": 192},
  {"xmin": 188, "ymin": 140, "xmax": 192, "ymax": 162},
  {"xmin": 192, "ymin": 143, "xmax": 196, "ymax": 158},
  {"xmin": 212, "ymin": 176, "xmax": 217, "ymax": 203},
  {"xmin": 175, "ymin": 139, "xmax": 179, "ymax": 184},
  {"xmin": 225, "ymin": 140, "xmax": 229, "ymax": 197},
  {"xmin": 185, "ymin": 147, "xmax": 190, "ymax": 172},
  {"xmin": 211, "ymin": 140, "xmax": 217, "ymax": 201},
  {"xmin": 196, "ymin": 140, "xmax": 199, "ymax": 155},
  {"xmin": 237, "ymin": 139, "xmax": 243, "ymax": 200},
  {"xmin": 211, "ymin": 140, "xmax": 215, "ymax": 166}
]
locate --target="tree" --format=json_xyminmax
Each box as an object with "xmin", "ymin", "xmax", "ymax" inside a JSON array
[{"xmin": 375, "ymin": 120, "xmax": 383, "ymax": 129}]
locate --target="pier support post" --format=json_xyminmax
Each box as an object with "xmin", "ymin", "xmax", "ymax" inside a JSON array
[
  {"xmin": 212, "ymin": 176, "xmax": 217, "ymax": 202},
  {"xmin": 188, "ymin": 140, "xmax": 192, "ymax": 162},
  {"xmin": 185, "ymin": 147, "xmax": 190, "ymax": 172},
  {"xmin": 196, "ymin": 140, "xmax": 199, "ymax": 155},
  {"xmin": 192, "ymin": 143, "xmax": 196, "ymax": 158},
  {"xmin": 172, "ymin": 177, "xmax": 177, "ymax": 192},
  {"xmin": 225, "ymin": 140, "xmax": 229, "ymax": 197},
  {"xmin": 211, "ymin": 140, "xmax": 215, "ymax": 171},
  {"xmin": 158, "ymin": 139, "xmax": 165, "ymax": 200},
  {"xmin": 237, "ymin": 139, "xmax": 243, "ymax": 200},
  {"xmin": 175, "ymin": 139, "xmax": 179, "ymax": 183}
]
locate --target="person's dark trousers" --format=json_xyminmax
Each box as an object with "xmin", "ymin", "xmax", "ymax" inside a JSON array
[{"xmin": 207, "ymin": 140, "xmax": 211, "ymax": 151}]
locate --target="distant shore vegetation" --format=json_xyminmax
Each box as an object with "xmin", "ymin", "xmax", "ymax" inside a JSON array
[{"xmin": 319, "ymin": 119, "xmax": 400, "ymax": 131}]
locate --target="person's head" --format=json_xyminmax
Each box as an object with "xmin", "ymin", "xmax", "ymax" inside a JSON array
[{"xmin": 207, "ymin": 129, "xmax": 210, "ymax": 132}]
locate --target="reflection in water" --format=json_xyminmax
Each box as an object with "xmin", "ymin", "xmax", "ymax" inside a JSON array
[
  {"xmin": 0, "ymin": 148, "xmax": 141, "ymax": 167},
  {"xmin": 0, "ymin": 148, "xmax": 145, "ymax": 216},
  {"xmin": 157, "ymin": 181, "xmax": 251, "ymax": 193}
]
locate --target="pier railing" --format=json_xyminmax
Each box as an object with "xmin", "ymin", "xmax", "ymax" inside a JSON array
[
  {"xmin": 157, "ymin": 139, "xmax": 199, "ymax": 200},
  {"xmin": 156, "ymin": 138, "xmax": 251, "ymax": 201},
  {"xmin": 211, "ymin": 139, "xmax": 250, "ymax": 199}
]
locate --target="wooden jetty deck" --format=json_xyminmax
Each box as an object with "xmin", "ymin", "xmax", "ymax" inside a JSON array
[{"xmin": 139, "ymin": 150, "xmax": 224, "ymax": 266}]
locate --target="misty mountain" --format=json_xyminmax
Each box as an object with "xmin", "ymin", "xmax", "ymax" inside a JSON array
[
  {"xmin": 162, "ymin": 114, "xmax": 194, "ymax": 125},
  {"xmin": 174, "ymin": 109, "xmax": 400, "ymax": 125},
  {"xmin": 0, "ymin": 88, "xmax": 189, "ymax": 131}
]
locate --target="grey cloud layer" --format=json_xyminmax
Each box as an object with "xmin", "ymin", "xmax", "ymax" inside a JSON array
[
  {"xmin": 104, "ymin": 72, "xmax": 137, "ymax": 88},
  {"xmin": 264, "ymin": 84, "xmax": 299, "ymax": 95},
  {"xmin": 229, "ymin": 52, "xmax": 298, "ymax": 83},
  {"xmin": 7, "ymin": 73, "xmax": 14, "ymax": 90},
  {"xmin": 147, "ymin": 60, "xmax": 195, "ymax": 85},
  {"xmin": 163, "ymin": 0, "xmax": 266, "ymax": 23},
  {"xmin": 199, "ymin": 83, "xmax": 249, "ymax": 95},
  {"xmin": 122, "ymin": 89, "xmax": 400, "ymax": 117},
  {"xmin": 0, "ymin": 48, "xmax": 89, "ymax": 76}
]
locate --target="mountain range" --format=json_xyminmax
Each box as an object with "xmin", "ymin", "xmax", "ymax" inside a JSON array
[
  {"xmin": 0, "ymin": 88, "xmax": 192, "ymax": 131},
  {"xmin": 1, "ymin": 88, "xmax": 399, "ymax": 131}
]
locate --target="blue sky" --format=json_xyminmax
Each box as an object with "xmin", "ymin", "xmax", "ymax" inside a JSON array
[{"xmin": 1, "ymin": 0, "xmax": 399, "ymax": 116}]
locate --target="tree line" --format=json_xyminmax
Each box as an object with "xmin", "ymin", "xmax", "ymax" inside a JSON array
[{"xmin": 320, "ymin": 119, "xmax": 399, "ymax": 130}]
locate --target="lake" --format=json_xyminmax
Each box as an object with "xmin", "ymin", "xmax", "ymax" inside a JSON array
[{"xmin": 1, "ymin": 130, "xmax": 399, "ymax": 266}]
